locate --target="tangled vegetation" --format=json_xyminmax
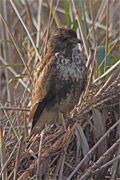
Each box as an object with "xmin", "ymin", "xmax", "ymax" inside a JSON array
[{"xmin": 0, "ymin": 0, "xmax": 119, "ymax": 179}]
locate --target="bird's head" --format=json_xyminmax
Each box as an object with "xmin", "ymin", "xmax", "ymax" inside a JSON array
[{"xmin": 47, "ymin": 28, "xmax": 81, "ymax": 54}]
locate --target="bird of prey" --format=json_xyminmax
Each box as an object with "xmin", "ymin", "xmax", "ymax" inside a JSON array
[{"xmin": 29, "ymin": 28, "xmax": 87, "ymax": 137}]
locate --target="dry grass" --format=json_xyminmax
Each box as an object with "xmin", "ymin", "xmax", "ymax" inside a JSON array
[{"xmin": 0, "ymin": 0, "xmax": 120, "ymax": 179}]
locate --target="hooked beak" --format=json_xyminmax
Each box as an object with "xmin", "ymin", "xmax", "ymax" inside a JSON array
[
  {"xmin": 69, "ymin": 38, "xmax": 82, "ymax": 44},
  {"xmin": 77, "ymin": 39, "xmax": 81, "ymax": 44}
]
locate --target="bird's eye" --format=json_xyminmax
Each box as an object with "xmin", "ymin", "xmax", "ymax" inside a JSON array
[{"xmin": 63, "ymin": 37, "xmax": 68, "ymax": 41}]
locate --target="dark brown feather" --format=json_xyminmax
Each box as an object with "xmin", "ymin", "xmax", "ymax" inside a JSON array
[{"xmin": 29, "ymin": 28, "xmax": 87, "ymax": 136}]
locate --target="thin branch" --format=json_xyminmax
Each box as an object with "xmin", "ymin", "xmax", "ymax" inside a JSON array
[
  {"xmin": 0, "ymin": 103, "xmax": 19, "ymax": 140},
  {"xmin": 0, "ymin": 56, "xmax": 30, "ymax": 92},
  {"xmin": 104, "ymin": 0, "xmax": 109, "ymax": 73},
  {"xmin": 94, "ymin": 65, "xmax": 120, "ymax": 98},
  {"xmin": 80, "ymin": 138, "xmax": 120, "ymax": 180},
  {"xmin": 35, "ymin": 0, "xmax": 43, "ymax": 65},
  {"xmin": 72, "ymin": 0, "xmax": 89, "ymax": 58},
  {"xmin": 93, "ymin": 60, "xmax": 120, "ymax": 83},
  {"xmin": 94, "ymin": 155, "xmax": 120, "ymax": 174},
  {"xmin": 13, "ymin": 135, "xmax": 24, "ymax": 180},
  {"xmin": 67, "ymin": 119, "xmax": 120, "ymax": 180},
  {"xmin": 98, "ymin": 38, "xmax": 119, "ymax": 70},
  {"xmin": 36, "ymin": 129, "xmax": 46, "ymax": 180},
  {"xmin": 0, "ymin": 14, "xmax": 33, "ymax": 82},
  {"xmin": 0, "ymin": 107, "xmax": 30, "ymax": 111},
  {"xmin": 9, "ymin": 0, "xmax": 41, "ymax": 62},
  {"xmin": 89, "ymin": 0, "xmax": 96, "ymax": 48},
  {"xmin": 0, "ymin": 125, "xmax": 7, "ymax": 180},
  {"xmin": 0, "ymin": 136, "xmax": 23, "ymax": 177}
]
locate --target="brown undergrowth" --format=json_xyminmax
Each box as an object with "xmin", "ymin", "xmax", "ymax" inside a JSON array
[{"xmin": 0, "ymin": 0, "xmax": 120, "ymax": 179}]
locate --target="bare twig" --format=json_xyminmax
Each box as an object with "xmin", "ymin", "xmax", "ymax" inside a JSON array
[
  {"xmin": 0, "ymin": 56, "xmax": 30, "ymax": 92},
  {"xmin": 89, "ymin": 0, "xmax": 96, "ymax": 47},
  {"xmin": 67, "ymin": 119, "xmax": 120, "ymax": 180},
  {"xmin": 0, "ymin": 136, "xmax": 22, "ymax": 177},
  {"xmin": 0, "ymin": 14, "xmax": 33, "ymax": 82},
  {"xmin": 72, "ymin": 0, "xmax": 89, "ymax": 58},
  {"xmin": 98, "ymin": 38, "xmax": 119, "ymax": 70},
  {"xmin": 104, "ymin": 0, "xmax": 109, "ymax": 73},
  {"xmin": 58, "ymin": 154, "xmax": 65, "ymax": 180},
  {"xmin": 80, "ymin": 138, "xmax": 120, "ymax": 180},
  {"xmin": 94, "ymin": 64, "xmax": 120, "ymax": 98},
  {"xmin": 94, "ymin": 155, "xmax": 120, "ymax": 174},
  {"xmin": 13, "ymin": 135, "xmax": 24, "ymax": 180},
  {"xmin": 35, "ymin": 0, "xmax": 43, "ymax": 65},
  {"xmin": 9, "ymin": 0, "xmax": 41, "ymax": 63},
  {"xmin": 0, "ymin": 106, "xmax": 30, "ymax": 111},
  {"xmin": 0, "ymin": 103, "xmax": 19, "ymax": 140},
  {"xmin": 93, "ymin": 60, "xmax": 120, "ymax": 84},
  {"xmin": 0, "ymin": 125, "xmax": 7, "ymax": 180},
  {"xmin": 36, "ymin": 129, "xmax": 46, "ymax": 180}
]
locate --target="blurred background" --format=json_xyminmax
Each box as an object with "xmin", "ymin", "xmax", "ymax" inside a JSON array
[
  {"xmin": 0, "ymin": 0, "xmax": 119, "ymax": 104},
  {"xmin": 0, "ymin": 0, "xmax": 120, "ymax": 179}
]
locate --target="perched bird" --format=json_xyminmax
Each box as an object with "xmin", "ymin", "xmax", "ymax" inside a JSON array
[{"xmin": 29, "ymin": 28, "xmax": 87, "ymax": 137}]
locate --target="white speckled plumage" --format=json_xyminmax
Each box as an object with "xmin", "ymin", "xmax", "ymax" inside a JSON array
[{"xmin": 54, "ymin": 45, "xmax": 86, "ymax": 82}]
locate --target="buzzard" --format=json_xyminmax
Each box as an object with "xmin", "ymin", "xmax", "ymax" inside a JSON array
[{"xmin": 29, "ymin": 28, "xmax": 87, "ymax": 137}]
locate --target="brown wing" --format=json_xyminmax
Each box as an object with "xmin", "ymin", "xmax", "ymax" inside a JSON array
[
  {"xmin": 33, "ymin": 53, "xmax": 52, "ymax": 85},
  {"xmin": 29, "ymin": 55, "xmax": 57, "ymax": 129}
]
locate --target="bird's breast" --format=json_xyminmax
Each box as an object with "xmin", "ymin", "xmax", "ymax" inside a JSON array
[
  {"xmin": 52, "ymin": 49, "xmax": 87, "ymax": 113},
  {"xmin": 54, "ymin": 49, "xmax": 86, "ymax": 82}
]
